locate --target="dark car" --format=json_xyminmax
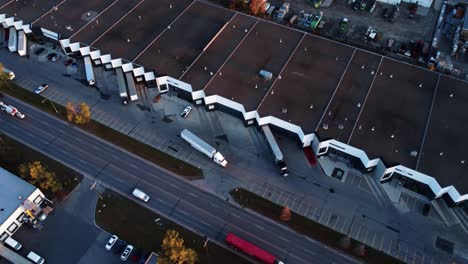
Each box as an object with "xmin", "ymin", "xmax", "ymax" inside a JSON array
[
  {"xmin": 112, "ymin": 240, "xmax": 126, "ymax": 255},
  {"xmin": 47, "ymin": 53, "xmax": 60, "ymax": 61},
  {"xmin": 34, "ymin": 47, "xmax": 46, "ymax": 56}
]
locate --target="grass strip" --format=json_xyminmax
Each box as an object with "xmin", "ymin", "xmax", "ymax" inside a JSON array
[
  {"xmin": 0, "ymin": 82, "xmax": 203, "ymax": 179},
  {"xmin": 230, "ymin": 188, "xmax": 404, "ymax": 264},
  {"xmin": 96, "ymin": 189, "xmax": 251, "ymax": 264}
]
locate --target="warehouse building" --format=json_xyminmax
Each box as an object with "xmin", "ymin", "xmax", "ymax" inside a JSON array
[
  {"xmin": 1, "ymin": 0, "xmax": 468, "ymax": 210},
  {"xmin": 0, "ymin": 167, "xmax": 47, "ymax": 242}
]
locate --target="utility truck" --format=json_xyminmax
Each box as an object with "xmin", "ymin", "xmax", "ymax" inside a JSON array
[{"xmin": 181, "ymin": 129, "xmax": 227, "ymax": 167}]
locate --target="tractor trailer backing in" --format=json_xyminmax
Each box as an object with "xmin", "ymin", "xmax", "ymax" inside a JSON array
[
  {"xmin": 261, "ymin": 125, "xmax": 288, "ymax": 176},
  {"xmin": 181, "ymin": 129, "xmax": 227, "ymax": 167}
]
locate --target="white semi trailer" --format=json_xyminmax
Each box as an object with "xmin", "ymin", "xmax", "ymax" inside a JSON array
[
  {"xmin": 116, "ymin": 68, "xmax": 129, "ymax": 104},
  {"xmin": 83, "ymin": 56, "xmax": 95, "ymax": 86},
  {"xmin": 262, "ymin": 125, "xmax": 288, "ymax": 176},
  {"xmin": 125, "ymin": 72, "xmax": 138, "ymax": 101},
  {"xmin": 181, "ymin": 129, "xmax": 227, "ymax": 167}
]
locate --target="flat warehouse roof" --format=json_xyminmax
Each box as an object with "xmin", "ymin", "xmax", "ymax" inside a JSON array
[
  {"xmin": 418, "ymin": 76, "xmax": 468, "ymax": 193},
  {"xmin": 180, "ymin": 13, "xmax": 257, "ymax": 91},
  {"xmin": 92, "ymin": 0, "xmax": 193, "ymax": 60},
  {"xmin": 70, "ymin": 0, "xmax": 142, "ymax": 45},
  {"xmin": 258, "ymin": 34, "xmax": 355, "ymax": 134},
  {"xmin": 204, "ymin": 20, "xmax": 304, "ymax": 112},
  {"xmin": 349, "ymin": 58, "xmax": 439, "ymax": 168},
  {"xmin": 135, "ymin": 1, "xmax": 233, "ymax": 78},
  {"xmin": 34, "ymin": 0, "xmax": 115, "ymax": 39},
  {"xmin": 316, "ymin": 50, "xmax": 382, "ymax": 142},
  {"xmin": 0, "ymin": 0, "xmax": 62, "ymax": 23}
]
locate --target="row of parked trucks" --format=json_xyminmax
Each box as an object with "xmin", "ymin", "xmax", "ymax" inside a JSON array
[{"xmin": 83, "ymin": 56, "xmax": 138, "ymax": 104}]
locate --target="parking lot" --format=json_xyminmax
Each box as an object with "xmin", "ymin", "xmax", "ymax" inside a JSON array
[{"xmin": 12, "ymin": 178, "xmax": 126, "ymax": 264}]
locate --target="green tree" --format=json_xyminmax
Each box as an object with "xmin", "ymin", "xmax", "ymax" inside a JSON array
[
  {"xmin": 19, "ymin": 161, "xmax": 63, "ymax": 193},
  {"xmin": 159, "ymin": 230, "xmax": 198, "ymax": 264}
]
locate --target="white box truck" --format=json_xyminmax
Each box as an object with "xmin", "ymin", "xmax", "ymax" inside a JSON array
[
  {"xmin": 84, "ymin": 56, "xmax": 95, "ymax": 86},
  {"xmin": 181, "ymin": 129, "xmax": 227, "ymax": 167},
  {"xmin": 4, "ymin": 237, "xmax": 22, "ymax": 250}
]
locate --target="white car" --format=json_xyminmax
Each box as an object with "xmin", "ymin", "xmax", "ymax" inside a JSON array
[
  {"xmin": 51, "ymin": 54, "xmax": 60, "ymax": 62},
  {"xmin": 15, "ymin": 111, "xmax": 25, "ymax": 119},
  {"xmin": 181, "ymin": 106, "xmax": 192, "ymax": 118},
  {"xmin": 105, "ymin": 235, "xmax": 118, "ymax": 250},
  {"xmin": 34, "ymin": 84, "xmax": 48, "ymax": 94},
  {"xmin": 120, "ymin": 245, "xmax": 134, "ymax": 261}
]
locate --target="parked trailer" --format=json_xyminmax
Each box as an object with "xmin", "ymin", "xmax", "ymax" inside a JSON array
[
  {"xmin": 83, "ymin": 56, "xmax": 95, "ymax": 86},
  {"xmin": 261, "ymin": 125, "xmax": 288, "ymax": 176},
  {"xmin": 225, "ymin": 233, "xmax": 284, "ymax": 264},
  {"xmin": 125, "ymin": 71, "xmax": 138, "ymax": 101},
  {"xmin": 181, "ymin": 129, "xmax": 227, "ymax": 167},
  {"xmin": 116, "ymin": 68, "xmax": 129, "ymax": 104}
]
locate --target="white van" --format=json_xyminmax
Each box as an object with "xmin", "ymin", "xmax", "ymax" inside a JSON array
[
  {"xmin": 132, "ymin": 188, "xmax": 150, "ymax": 202},
  {"xmin": 27, "ymin": 251, "xmax": 45, "ymax": 264},
  {"xmin": 4, "ymin": 237, "xmax": 22, "ymax": 250}
]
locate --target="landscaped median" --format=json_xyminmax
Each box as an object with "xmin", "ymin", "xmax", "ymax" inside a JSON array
[
  {"xmin": 230, "ymin": 188, "xmax": 405, "ymax": 264},
  {"xmin": 95, "ymin": 189, "xmax": 251, "ymax": 264},
  {"xmin": 0, "ymin": 82, "xmax": 203, "ymax": 179}
]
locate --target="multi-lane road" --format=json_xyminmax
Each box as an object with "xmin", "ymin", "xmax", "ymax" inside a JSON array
[{"xmin": 0, "ymin": 96, "xmax": 360, "ymax": 264}]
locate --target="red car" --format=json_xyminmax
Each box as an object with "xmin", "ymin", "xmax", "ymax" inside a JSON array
[{"xmin": 64, "ymin": 59, "xmax": 74, "ymax": 66}]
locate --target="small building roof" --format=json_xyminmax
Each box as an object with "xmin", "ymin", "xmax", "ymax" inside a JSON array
[{"xmin": 0, "ymin": 167, "xmax": 36, "ymax": 225}]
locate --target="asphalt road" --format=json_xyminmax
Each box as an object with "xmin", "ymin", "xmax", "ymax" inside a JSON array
[{"xmin": 0, "ymin": 96, "xmax": 361, "ymax": 264}]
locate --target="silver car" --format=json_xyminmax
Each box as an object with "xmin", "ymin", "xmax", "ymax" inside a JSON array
[{"xmin": 120, "ymin": 245, "xmax": 133, "ymax": 261}]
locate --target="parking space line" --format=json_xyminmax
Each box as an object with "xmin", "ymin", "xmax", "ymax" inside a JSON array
[
  {"xmin": 333, "ymin": 215, "xmax": 340, "ymax": 230},
  {"xmin": 275, "ymin": 192, "xmax": 283, "ymax": 203},
  {"xmin": 371, "ymin": 232, "xmax": 377, "ymax": 248}
]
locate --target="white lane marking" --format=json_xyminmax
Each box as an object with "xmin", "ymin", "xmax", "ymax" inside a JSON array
[
  {"xmin": 58, "ymin": 129, "xmax": 64, "ymax": 133},
  {"xmin": 188, "ymin": 192, "xmax": 199, "ymax": 198},
  {"xmin": 232, "ymin": 213, "xmax": 240, "ymax": 218},
  {"xmin": 209, "ymin": 202, "xmax": 220, "ymax": 208},
  {"xmin": 279, "ymin": 236, "xmax": 290, "ymax": 242},
  {"xmin": 178, "ymin": 209, "xmax": 190, "ymax": 217},
  {"xmin": 93, "ymin": 146, "xmax": 100, "ymax": 150},
  {"xmin": 169, "ymin": 183, "xmax": 180, "ymax": 189},
  {"xmin": 111, "ymin": 154, "xmax": 119, "ymax": 159},
  {"xmin": 40, "ymin": 120, "xmax": 49, "ymax": 125},
  {"xmin": 304, "ymin": 248, "xmax": 316, "ymax": 255},
  {"xmin": 75, "ymin": 137, "xmax": 83, "ymax": 142},
  {"xmin": 199, "ymin": 220, "xmax": 212, "ymax": 227},
  {"xmin": 156, "ymin": 198, "xmax": 169, "ymax": 206},
  {"xmin": 130, "ymin": 164, "xmax": 137, "ymax": 168},
  {"xmin": 78, "ymin": 159, "xmax": 87, "ymax": 164},
  {"xmin": 255, "ymin": 224, "xmax": 264, "ymax": 230}
]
